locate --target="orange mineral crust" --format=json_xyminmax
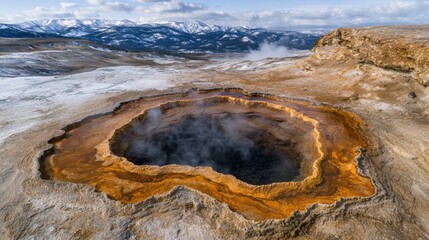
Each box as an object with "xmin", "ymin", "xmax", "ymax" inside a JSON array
[{"xmin": 43, "ymin": 89, "xmax": 375, "ymax": 221}]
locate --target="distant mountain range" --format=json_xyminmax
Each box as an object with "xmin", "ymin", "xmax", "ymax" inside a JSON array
[{"xmin": 0, "ymin": 19, "xmax": 321, "ymax": 53}]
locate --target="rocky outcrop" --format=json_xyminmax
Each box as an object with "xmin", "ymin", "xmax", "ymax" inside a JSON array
[{"xmin": 313, "ymin": 26, "xmax": 429, "ymax": 86}]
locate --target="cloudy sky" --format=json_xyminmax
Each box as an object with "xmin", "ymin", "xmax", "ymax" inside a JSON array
[{"xmin": 1, "ymin": 0, "xmax": 429, "ymax": 29}]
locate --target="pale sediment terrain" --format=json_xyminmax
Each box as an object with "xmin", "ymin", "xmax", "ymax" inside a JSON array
[{"xmin": 0, "ymin": 26, "xmax": 428, "ymax": 239}]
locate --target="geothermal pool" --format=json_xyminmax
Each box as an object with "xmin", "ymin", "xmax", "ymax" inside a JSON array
[
  {"xmin": 40, "ymin": 89, "xmax": 375, "ymax": 221},
  {"xmin": 111, "ymin": 97, "xmax": 311, "ymax": 185}
]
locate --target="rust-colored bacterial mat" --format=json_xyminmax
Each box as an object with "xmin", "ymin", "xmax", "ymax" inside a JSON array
[{"xmin": 40, "ymin": 89, "xmax": 375, "ymax": 221}]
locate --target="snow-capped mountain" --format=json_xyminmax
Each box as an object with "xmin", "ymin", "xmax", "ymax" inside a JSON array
[
  {"xmin": 17, "ymin": 19, "xmax": 138, "ymax": 37},
  {"xmin": 0, "ymin": 19, "xmax": 321, "ymax": 53},
  {"xmin": 0, "ymin": 24, "xmax": 57, "ymax": 38},
  {"xmin": 151, "ymin": 21, "xmax": 228, "ymax": 34}
]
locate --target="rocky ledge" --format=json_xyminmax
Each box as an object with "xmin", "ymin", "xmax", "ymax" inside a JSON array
[{"xmin": 313, "ymin": 25, "xmax": 429, "ymax": 86}]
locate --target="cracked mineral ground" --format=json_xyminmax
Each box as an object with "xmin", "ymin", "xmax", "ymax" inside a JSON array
[{"xmin": 1, "ymin": 26, "xmax": 429, "ymax": 239}]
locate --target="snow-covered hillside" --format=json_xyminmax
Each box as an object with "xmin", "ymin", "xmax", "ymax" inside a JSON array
[{"xmin": 0, "ymin": 19, "xmax": 321, "ymax": 53}]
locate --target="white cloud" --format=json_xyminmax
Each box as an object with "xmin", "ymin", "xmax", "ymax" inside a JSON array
[
  {"xmin": 138, "ymin": 0, "xmax": 429, "ymax": 29},
  {"xmin": 138, "ymin": 10, "xmax": 236, "ymax": 25},
  {"xmin": 134, "ymin": 0, "xmax": 171, "ymax": 2},
  {"xmin": 87, "ymin": 0, "xmax": 135, "ymax": 12},
  {"xmin": 19, "ymin": 6, "xmax": 75, "ymax": 21},
  {"xmin": 233, "ymin": 1, "xmax": 429, "ymax": 29},
  {"xmin": 60, "ymin": 2, "xmax": 79, "ymax": 9},
  {"xmin": 87, "ymin": 0, "xmax": 103, "ymax": 6},
  {"xmin": 0, "ymin": 0, "xmax": 428, "ymax": 29},
  {"xmin": 147, "ymin": 0, "xmax": 205, "ymax": 13}
]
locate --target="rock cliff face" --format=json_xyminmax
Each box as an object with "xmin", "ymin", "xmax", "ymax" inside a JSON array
[{"xmin": 313, "ymin": 26, "xmax": 429, "ymax": 86}]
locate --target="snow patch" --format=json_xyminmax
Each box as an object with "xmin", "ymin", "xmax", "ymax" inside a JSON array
[
  {"xmin": 0, "ymin": 66, "xmax": 191, "ymax": 144},
  {"xmin": 89, "ymin": 46, "xmax": 112, "ymax": 52},
  {"xmin": 242, "ymin": 37, "xmax": 252, "ymax": 43}
]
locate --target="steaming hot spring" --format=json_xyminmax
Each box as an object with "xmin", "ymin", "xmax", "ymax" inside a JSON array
[{"xmin": 40, "ymin": 89, "xmax": 374, "ymax": 221}]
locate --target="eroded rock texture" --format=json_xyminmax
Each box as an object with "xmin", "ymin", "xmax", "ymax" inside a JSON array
[{"xmin": 313, "ymin": 26, "xmax": 429, "ymax": 86}]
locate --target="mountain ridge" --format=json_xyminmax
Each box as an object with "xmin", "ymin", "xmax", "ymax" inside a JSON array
[{"xmin": 0, "ymin": 19, "xmax": 321, "ymax": 53}]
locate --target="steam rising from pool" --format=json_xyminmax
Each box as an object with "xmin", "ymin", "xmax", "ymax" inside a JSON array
[
  {"xmin": 243, "ymin": 42, "xmax": 311, "ymax": 61},
  {"xmin": 112, "ymin": 105, "xmax": 301, "ymax": 185}
]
